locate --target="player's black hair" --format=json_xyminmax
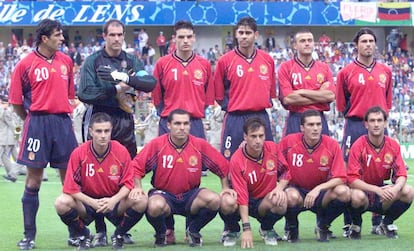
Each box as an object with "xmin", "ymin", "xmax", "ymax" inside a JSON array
[
  {"xmin": 167, "ymin": 109, "xmax": 190, "ymax": 123},
  {"xmin": 364, "ymin": 106, "xmax": 388, "ymax": 122},
  {"xmin": 174, "ymin": 20, "xmax": 194, "ymax": 34},
  {"xmin": 35, "ymin": 19, "xmax": 63, "ymax": 47},
  {"xmin": 300, "ymin": 109, "xmax": 322, "ymax": 125},
  {"xmin": 353, "ymin": 27, "xmax": 377, "ymax": 44},
  {"xmin": 236, "ymin": 16, "xmax": 257, "ymax": 32},
  {"xmin": 89, "ymin": 112, "xmax": 112, "ymax": 128},
  {"xmin": 243, "ymin": 117, "xmax": 266, "ymax": 134},
  {"xmin": 294, "ymin": 29, "xmax": 313, "ymax": 42},
  {"xmin": 103, "ymin": 19, "xmax": 125, "ymax": 35}
]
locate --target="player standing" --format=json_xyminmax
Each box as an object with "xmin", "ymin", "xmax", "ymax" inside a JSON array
[
  {"xmin": 278, "ymin": 30, "xmax": 335, "ymax": 136},
  {"xmin": 221, "ymin": 117, "xmax": 290, "ymax": 247},
  {"xmin": 131, "ymin": 109, "xmax": 236, "ymax": 247},
  {"xmin": 214, "ymin": 16, "xmax": 276, "ymax": 160},
  {"xmin": 279, "ymin": 110, "xmax": 350, "ymax": 242},
  {"xmin": 336, "ymin": 28, "xmax": 393, "ymax": 236},
  {"xmin": 153, "ymin": 20, "xmax": 214, "ymax": 139},
  {"xmin": 77, "ymin": 19, "xmax": 156, "ymax": 245},
  {"xmin": 347, "ymin": 106, "xmax": 414, "ymax": 239},
  {"xmin": 8, "ymin": 19, "xmax": 78, "ymax": 250}
]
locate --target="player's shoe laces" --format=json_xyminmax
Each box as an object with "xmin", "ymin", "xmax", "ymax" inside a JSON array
[
  {"xmin": 122, "ymin": 233, "xmax": 134, "ymax": 244},
  {"xmin": 186, "ymin": 229, "xmax": 203, "ymax": 247},
  {"xmin": 17, "ymin": 238, "xmax": 35, "ymax": 250},
  {"xmin": 220, "ymin": 230, "xmax": 240, "ymax": 247},
  {"xmin": 77, "ymin": 235, "xmax": 92, "ymax": 251},
  {"xmin": 153, "ymin": 233, "xmax": 166, "ymax": 247},
  {"xmin": 92, "ymin": 232, "xmax": 108, "ymax": 247},
  {"xmin": 68, "ymin": 236, "xmax": 80, "ymax": 247},
  {"xmin": 315, "ymin": 226, "xmax": 330, "ymax": 242},
  {"xmin": 284, "ymin": 228, "xmax": 299, "ymax": 243},
  {"xmin": 111, "ymin": 234, "xmax": 124, "ymax": 250},
  {"xmin": 165, "ymin": 229, "xmax": 176, "ymax": 245},
  {"xmin": 342, "ymin": 224, "xmax": 351, "ymax": 238},
  {"xmin": 378, "ymin": 223, "xmax": 398, "ymax": 239},
  {"xmin": 348, "ymin": 225, "xmax": 361, "ymax": 240},
  {"xmin": 259, "ymin": 228, "xmax": 278, "ymax": 246}
]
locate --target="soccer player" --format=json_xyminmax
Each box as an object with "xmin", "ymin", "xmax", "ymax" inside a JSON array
[
  {"xmin": 222, "ymin": 117, "xmax": 290, "ymax": 248},
  {"xmin": 152, "ymin": 20, "xmax": 215, "ymax": 242},
  {"xmin": 347, "ymin": 106, "xmax": 414, "ymax": 240},
  {"xmin": 131, "ymin": 109, "xmax": 236, "ymax": 247},
  {"xmin": 336, "ymin": 27, "xmax": 393, "ymax": 236},
  {"xmin": 214, "ymin": 16, "xmax": 276, "ymax": 160},
  {"xmin": 279, "ymin": 110, "xmax": 350, "ymax": 242},
  {"xmin": 278, "ymin": 30, "xmax": 335, "ymax": 136},
  {"xmin": 152, "ymin": 20, "xmax": 214, "ymax": 139},
  {"xmin": 55, "ymin": 112, "xmax": 147, "ymax": 250},
  {"xmin": 77, "ymin": 19, "xmax": 156, "ymax": 245},
  {"xmin": 8, "ymin": 19, "xmax": 78, "ymax": 250}
]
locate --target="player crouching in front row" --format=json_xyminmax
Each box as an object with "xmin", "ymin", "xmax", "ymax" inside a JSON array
[
  {"xmin": 54, "ymin": 113, "xmax": 148, "ymax": 250},
  {"xmin": 346, "ymin": 106, "xmax": 414, "ymax": 240},
  {"xmin": 279, "ymin": 110, "xmax": 351, "ymax": 243}
]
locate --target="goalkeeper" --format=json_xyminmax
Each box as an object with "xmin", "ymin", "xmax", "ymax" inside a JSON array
[{"xmin": 78, "ymin": 19, "xmax": 155, "ymax": 159}]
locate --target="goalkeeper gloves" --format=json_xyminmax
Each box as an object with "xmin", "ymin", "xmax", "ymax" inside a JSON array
[{"xmin": 97, "ymin": 65, "xmax": 129, "ymax": 84}]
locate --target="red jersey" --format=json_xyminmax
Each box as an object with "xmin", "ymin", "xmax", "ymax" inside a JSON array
[
  {"xmin": 336, "ymin": 60, "xmax": 392, "ymax": 118},
  {"xmin": 63, "ymin": 140, "xmax": 134, "ymax": 198},
  {"xmin": 132, "ymin": 134, "xmax": 229, "ymax": 195},
  {"xmin": 230, "ymin": 141, "xmax": 290, "ymax": 206},
  {"xmin": 278, "ymin": 57, "xmax": 334, "ymax": 112},
  {"xmin": 347, "ymin": 135, "xmax": 407, "ymax": 186},
  {"xmin": 214, "ymin": 48, "xmax": 276, "ymax": 112},
  {"xmin": 9, "ymin": 50, "xmax": 75, "ymax": 113},
  {"xmin": 279, "ymin": 133, "xmax": 346, "ymax": 190},
  {"xmin": 152, "ymin": 52, "xmax": 214, "ymax": 118}
]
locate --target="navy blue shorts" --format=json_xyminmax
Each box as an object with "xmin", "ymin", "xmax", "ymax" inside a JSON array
[
  {"xmin": 18, "ymin": 112, "xmax": 77, "ymax": 169},
  {"xmin": 221, "ymin": 110, "xmax": 273, "ymax": 159},
  {"xmin": 289, "ymin": 186, "xmax": 326, "ymax": 214},
  {"xmin": 284, "ymin": 111, "xmax": 330, "ymax": 136},
  {"xmin": 82, "ymin": 202, "xmax": 122, "ymax": 226},
  {"xmin": 248, "ymin": 197, "xmax": 264, "ymax": 220},
  {"xmin": 148, "ymin": 188, "xmax": 202, "ymax": 216},
  {"xmin": 364, "ymin": 191, "xmax": 384, "ymax": 214},
  {"xmin": 158, "ymin": 117, "xmax": 206, "ymax": 139}
]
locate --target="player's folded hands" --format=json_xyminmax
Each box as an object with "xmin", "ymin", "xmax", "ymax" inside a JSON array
[{"xmin": 97, "ymin": 65, "xmax": 129, "ymax": 84}]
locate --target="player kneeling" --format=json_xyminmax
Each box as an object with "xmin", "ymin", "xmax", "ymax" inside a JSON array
[
  {"xmin": 347, "ymin": 106, "xmax": 414, "ymax": 240},
  {"xmin": 54, "ymin": 113, "xmax": 147, "ymax": 250}
]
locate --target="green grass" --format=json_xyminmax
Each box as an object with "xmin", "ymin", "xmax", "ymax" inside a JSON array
[{"xmin": 1, "ymin": 161, "xmax": 413, "ymax": 251}]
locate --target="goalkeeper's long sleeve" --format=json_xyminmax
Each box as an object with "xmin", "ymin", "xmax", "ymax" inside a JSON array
[{"xmin": 127, "ymin": 75, "xmax": 156, "ymax": 92}]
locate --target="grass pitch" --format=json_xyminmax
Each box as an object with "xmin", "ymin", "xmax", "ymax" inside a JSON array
[{"xmin": 0, "ymin": 161, "xmax": 413, "ymax": 251}]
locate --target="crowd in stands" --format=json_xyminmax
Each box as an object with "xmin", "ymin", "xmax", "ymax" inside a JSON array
[{"xmin": 1, "ymin": 27, "xmax": 414, "ymax": 145}]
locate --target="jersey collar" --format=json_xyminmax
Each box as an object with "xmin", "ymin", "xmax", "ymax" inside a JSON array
[
  {"xmin": 294, "ymin": 56, "xmax": 315, "ymax": 70},
  {"xmin": 242, "ymin": 145, "xmax": 264, "ymax": 164},
  {"xmin": 90, "ymin": 141, "xmax": 111, "ymax": 162}
]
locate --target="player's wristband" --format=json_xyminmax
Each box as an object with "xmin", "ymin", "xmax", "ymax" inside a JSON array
[{"xmin": 242, "ymin": 222, "xmax": 251, "ymax": 231}]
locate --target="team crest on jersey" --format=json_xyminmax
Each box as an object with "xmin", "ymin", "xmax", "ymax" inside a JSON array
[
  {"xmin": 28, "ymin": 152, "xmax": 35, "ymax": 161},
  {"xmin": 384, "ymin": 153, "xmax": 392, "ymax": 164},
  {"xmin": 60, "ymin": 65, "xmax": 67, "ymax": 75},
  {"xmin": 259, "ymin": 65, "xmax": 267, "ymax": 74},
  {"xmin": 317, "ymin": 73, "xmax": 324, "ymax": 83},
  {"xmin": 266, "ymin": 160, "xmax": 275, "ymax": 171},
  {"xmin": 379, "ymin": 74, "xmax": 386, "ymax": 84},
  {"xmin": 110, "ymin": 165, "xmax": 118, "ymax": 176},
  {"xmin": 320, "ymin": 156, "xmax": 328, "ymax": 166},
  {"xmin": 189, "ymin": 156, "xmax": 198, "ymax": 166},
  {"xmin": 194, "ymin": 70, "xmax": 203, "ymax": 80}
]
